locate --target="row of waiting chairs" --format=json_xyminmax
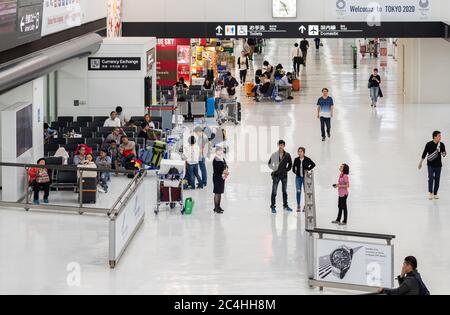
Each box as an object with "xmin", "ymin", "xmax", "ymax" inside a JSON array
[{"xmin": 44, "ymin": 137, "xmax": 147, "ymax": 156}]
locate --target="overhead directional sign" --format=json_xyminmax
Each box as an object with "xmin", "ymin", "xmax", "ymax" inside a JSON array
[
  {"xmin": 122, "ymin": 21, "xmax": 446, "ymax": 39},
  {"xmin": 299, "ymin": 25, "xmax": 306, "ymax": 34}
]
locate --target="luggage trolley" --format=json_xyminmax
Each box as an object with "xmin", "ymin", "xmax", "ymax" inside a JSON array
[
  {"xmin": 215, "ymin": 97, "xmax": 241, "ymax": 126},
  {"xmin": 155, "ymin": 159, "xmax": 186, "ymax": 215}
]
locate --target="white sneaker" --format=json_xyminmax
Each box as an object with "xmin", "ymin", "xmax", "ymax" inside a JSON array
[
  {"xmin": 429, "ymin": 194, "xmax": 434, "ymax": 200},
  {"xmin": 434, "ymin": 195, "xmax": 439, "ymax": 200},
  {"xmin": 98, "ymin": 187, "xmax": 106, "ymax": 193}
]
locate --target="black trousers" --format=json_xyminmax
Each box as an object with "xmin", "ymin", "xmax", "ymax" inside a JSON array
[
  {"xmin": 240, "ymin": 69, "xmax": 248, "ymax": 83},
  {"xmin": 293, "ymin": 57, "xmax": 302, "ymax": 74},
  {"xmin": 31, "ymin": 181, "xmax": 50, "ymax": 201},
  {"xmin": 320, "ymin": 117, "xmax": 331, "ymax": 138},
  {"xmin": 337, "ymin": 195, "xmax": 348, "ymax": 223},
  {"xmin": 271, "ymin": 176, "xmax": 288, "ymax": 208},
  {"xmin": 301, "ymin": 49, "xmax": 308, "ymax": 64}
]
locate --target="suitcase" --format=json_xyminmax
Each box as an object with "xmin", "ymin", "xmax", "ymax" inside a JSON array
[
  {"xmin": 292, "ymin": 79, "xmax": 301, "ymax": 92},
  {"xmin": 245, "ymin": 82, "xmax": 255, "ymax": 97},
  {"xmin": 160, "ymin": 186, "xmax": 182, "ymax": 203},
  {"xmin": 79, "ymin": 177, "xmax": 97, "ymax": 204},
  {"xmin": 206, "ymin": 97, "xmax": 215, "ymax": 117}
]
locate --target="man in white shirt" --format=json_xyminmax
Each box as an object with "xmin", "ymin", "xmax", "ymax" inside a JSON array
[
  {"xmin": 278, "ymin": 72, "xmax": 294, "ymax": 100},
  {"xmin": 183, "ymin": 135, "xmax": 203, "ymax": 189},
  {"xmin": 291, "ymin": 43, "xmax": 303, "ymax": 75},
  {"xmin": 104, "ymin": 111, "xmax": 122, "ymax": 127}
]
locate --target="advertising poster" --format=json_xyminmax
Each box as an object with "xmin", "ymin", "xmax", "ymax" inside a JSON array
[
  {"xmin": 315, "ymin": 239, "xmax": 393, "ymax": 288},
  {"xmin": 329, "ymin": 0, "xmax": 436, "ymax": 21},
  {"xmin": 41, "ymin": 0, "xmax": 81, "ymax": 36},
  {"xmin": 177, "ymin": 45, "xmax": 190, "ymax": 64}
]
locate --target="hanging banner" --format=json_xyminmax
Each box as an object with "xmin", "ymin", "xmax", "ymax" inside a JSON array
[
  {"xmin": 315, "ymin": 239, "xmax": 393, "ymax": 288},
  {"xmin": 41, "ymin": 0, "xmax": 82, "ymax": 36},
  {"xmin": 107, "ymin": 0, "xmax": 122, "ymax": 37},
  {"xmin": 328, "ymin": 0, "xmax": 436, "ymax": 22}
]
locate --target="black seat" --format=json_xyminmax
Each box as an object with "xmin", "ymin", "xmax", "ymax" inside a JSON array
[
  {"xmin": 68, "ymin": 122, "xmax": 89, "ymax": 128},
  {"xmin": 77, "ymin": 116, "xmax": 93, "ymax": 123},
  {"xmin": 90, "ymin": 120, "xmax": 105, "ymax": 128},
  {"xmin": 51, "ymin": 121, "xmax": 67, "ymax": 129},
  {"xmin": 99, "ymin": 127, "xmax": 115, "ymax": 134},
  {"xmin": 189, "ymin": 85, "xmax": 202, "ymax": 91},
  {"xmin": 48, "ymin": 138, "xmax": 67, "ymax": 145},
  {"xmin": 44, "ymin": 143, "xmax": 60, "ymax": 153},
  {"xmin": 93, "ymin": 116, "xmax": 109, "ymax": 122},
  {"xmin": 57, "ymin": 116, "xmax": 74, "ymax": 124},
  {"xmin": 122, "ymin": 127, "xmax": 137, "ymax": 134},
  {"xmin": 130, "ymin": 116, "xmax": 144, "ymax": 123},
  {"xmin": 60, "ymin": 143, "xmax": 79, "ymax": 152},
  {"xmin": 95, "ymin": 132, "xmax": 108, "ymax": 138},
  {"xmin": 80, "ymin": 131, "xmax": 94, "ymax": 138},
  {"xmin": 62, "ymin": 127, "xmax": 81, "ymax": 133},
  {"xmin": 86, "ymin": 138, "xmax": 104, "ymax": 147},
  {"xmin": 67, "ymin": 138, "xmax": 85, "ymax": 145},
  {"xmin": 45, "ymin": 156, "xmax": 64, "ymax": 165}
]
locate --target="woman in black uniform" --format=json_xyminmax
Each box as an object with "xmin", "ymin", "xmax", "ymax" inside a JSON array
[{"xmin": 213, "ymin": 147, "xmax": 229, "ymax": 214}]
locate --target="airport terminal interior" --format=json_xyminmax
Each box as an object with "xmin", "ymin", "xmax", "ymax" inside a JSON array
[{"xmin": 1, "ymin": 0, "xmax": 450, "ymax": 297}]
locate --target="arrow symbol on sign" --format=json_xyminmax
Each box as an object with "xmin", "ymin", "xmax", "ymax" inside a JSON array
[
  {"xmin": 216, "ymin": 25, "xmax": 223, "ymax": 34},
  {"xmin": 20, "ymin": 16, "xmax": 25, "ymax": 32},
  {"xmin": 299, "ymin": 25, "xmax": 306, "ymax": 34}
]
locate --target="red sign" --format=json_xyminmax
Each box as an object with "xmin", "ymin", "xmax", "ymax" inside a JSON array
[{"xmin": 157, "ymin": 38, "xmax": 191, "ymax": 86}]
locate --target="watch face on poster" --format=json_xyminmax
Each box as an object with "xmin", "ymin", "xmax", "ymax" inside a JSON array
[{"xmin": 272, "ymin": 0, "xmax": 297, "ymax": 18}]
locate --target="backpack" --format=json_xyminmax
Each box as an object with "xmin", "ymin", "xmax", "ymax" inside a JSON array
[{"xmin": 413, "ymin": 274, "xmax": 430, "ymax": 296}]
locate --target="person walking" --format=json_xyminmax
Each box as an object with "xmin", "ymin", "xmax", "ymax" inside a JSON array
[
  {"xmin": 332, "ymin": 164, "xmax": 350, "ymax": 226},
  {"xmin": 291, "ymin": 43, "xmax": 303, "ymax": 75},
  {"xmin": 292, "ymin": 147, "xmax": 316, "ymax": 212},
  {"xmin": 268, "ymin": 140, "xmax": 293, "ymax": 214},
  {"xmin": 314, "ymin": 37, "xmax": 321, "ymax": 50},
  {"xmin": 419, "ymin": 131, "xmax": 447, "ymax": 200},
  {"xmin": 237, "ymin": 51, "xmax": 250, "ymax": 85},
  {"xmin": 300, "ymin": 38, "xmax": 310, "ymax": 66},
  {"xmin": 317, "ymin": 88, "xmax": 334, "ymax": 142},
  {"xmin": 369, "ymin": 68, "xmax": 382, "ymax": 107},
  {"xmin": 379, "ymin": 256, "xmax": 430, "ymax": 295},
  {"xmin": 212, "ymin": 147, "xmax": 229, "ymax": 214}
]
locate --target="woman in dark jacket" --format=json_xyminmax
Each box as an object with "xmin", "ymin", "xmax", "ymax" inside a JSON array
[
  {"xmin": 292, "ymin": 147, "xmax": 316, "ymax": 212},
  {"xmin": 213, "ymin": 147, "xmax": 229, "ymax": 214}
]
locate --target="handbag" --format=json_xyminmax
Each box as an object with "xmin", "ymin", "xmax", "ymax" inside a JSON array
[
  {"xmin": 271, "ymin": 153, "xmax": 288, "ymax": 179},
  {"xmin": 427, "ymin": 143, "xmax": 441, "ymax": 162}
]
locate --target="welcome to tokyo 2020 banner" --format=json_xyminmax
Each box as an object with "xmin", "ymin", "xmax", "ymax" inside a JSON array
[{"xmin": 327, "ymin": 0, "xmax": 438, "ymax": 21}]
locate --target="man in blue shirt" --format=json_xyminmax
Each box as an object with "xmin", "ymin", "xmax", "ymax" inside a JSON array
[{"xmin": 317, "ymin": 88, "xmax": 334, "ymax": 142}]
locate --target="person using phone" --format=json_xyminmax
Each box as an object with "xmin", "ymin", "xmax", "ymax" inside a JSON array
[{"xmin": 332, "ymin": 164, "xmax": 350, "ymax": 226}]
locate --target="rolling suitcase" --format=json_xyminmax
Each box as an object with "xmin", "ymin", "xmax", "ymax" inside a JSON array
[
  {"xmin": 245, "ymin": 82, "xmax": 255, "ymax": 97},
  {"xmin": 80, "ymin": 177, "xmax": 97, "ymax": 204},
  {"xmin": 207, "ymin": 97, "xmax": 215, "ymax": 118},
  {"xmin": 292, "ymin": 79, "xmax": 301, "ymax": 92},
  {"xmin": 139, "ymin": 147, "xmax": 153, "ymax": 166}
]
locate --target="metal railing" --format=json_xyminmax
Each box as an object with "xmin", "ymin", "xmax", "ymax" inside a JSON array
[
  {"xmin": 302, "ymin": 171, "xmax": 396, "ymax": 293},
  {"xmin": 0, "ymin": 161, "xmax": 147, "ymax": 269},
  {"xmin": 0, "ymin": 161, "xmax": 135, "ymax": 214}
]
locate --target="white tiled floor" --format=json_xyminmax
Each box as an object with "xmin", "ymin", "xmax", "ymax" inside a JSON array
[{"xmin": 1, "ymin": 39, "xmax": 450, "ymax": 294}]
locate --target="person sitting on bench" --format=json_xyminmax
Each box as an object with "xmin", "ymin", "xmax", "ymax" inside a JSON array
[
  {"xmin": 28, "ymin": 158, "xmax": 51, "ymax": 205},
  {"xmin": 278, "ymin": 72, "xmax": 294, "ymax": 100}
]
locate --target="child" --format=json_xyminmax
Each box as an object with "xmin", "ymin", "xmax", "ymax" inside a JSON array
[
  {"xmin": 332, "ymin": 164, "xmax": 350, "ymax": 226},
  {"xmin": 96, "ymin": 149, "xmax": 112, "ymax": 193},
  {"xmin": 108, "ymin": 140, "xmax": 120, "ymax": 175}
]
